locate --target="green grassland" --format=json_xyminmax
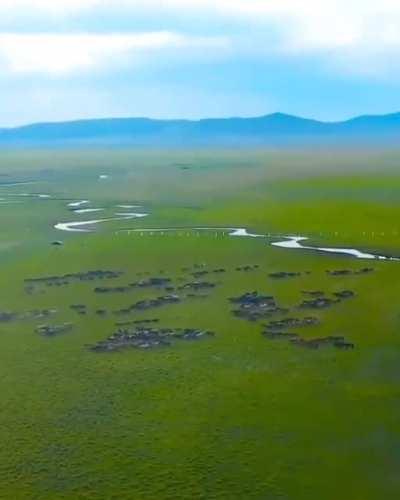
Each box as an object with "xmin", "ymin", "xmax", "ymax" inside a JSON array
[{"xmin": 0, "ymin": 149, "xmax": 400, "ymax": 499}]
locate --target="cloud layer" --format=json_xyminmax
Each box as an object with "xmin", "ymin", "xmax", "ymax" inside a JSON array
[
  {"xmin": 2, "ymin": 1, "xmax": 400, "ymax": 76},
  {"xmin": 0, "ymin": 32, "xmax": 229, "ymax": 74}
]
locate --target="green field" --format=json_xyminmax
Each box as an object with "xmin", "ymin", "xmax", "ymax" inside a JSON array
[{"xmin": 1, "ymin": 149, "xmax": 400, "ymax": 499}]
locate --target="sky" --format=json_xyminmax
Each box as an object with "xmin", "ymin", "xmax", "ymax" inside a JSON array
[{"xmin": 1, "ymin": 0, "xmax": 400, "ymax": 126}]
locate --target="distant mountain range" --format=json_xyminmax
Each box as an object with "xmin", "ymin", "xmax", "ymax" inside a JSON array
[{"xmin": 1, "ymin": 112, "xmax": 400, "ymax": 147}]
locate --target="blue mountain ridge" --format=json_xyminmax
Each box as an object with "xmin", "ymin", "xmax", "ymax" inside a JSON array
[{"xmin": 1, "ymin": 112, "xmax": 399, "ymax": 146}]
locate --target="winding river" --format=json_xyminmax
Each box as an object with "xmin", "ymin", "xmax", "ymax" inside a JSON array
[
  {"xmin": 55, "ymin": 213, "xmax": 149, "ymax": 233},
  {"xmin": 270, "ymin": 235, "xmax": 400, "ymax": 261},
  {"xmin": 49, "ymin": 196, "xmax": 400, "ymax": 262},
  {"xmin": 115, "ymin": 226, "xmax": 399, "ymax": 262}
]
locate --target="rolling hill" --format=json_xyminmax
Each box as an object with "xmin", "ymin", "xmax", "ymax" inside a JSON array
[{"xmin": 1, "ymin": 112, "xmax": 400, "ymax": 147}]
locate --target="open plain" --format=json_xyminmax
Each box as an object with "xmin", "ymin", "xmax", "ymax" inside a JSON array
[{"xmin": 1, "ymin": 148, "xmax": 400, "ymax": 499}]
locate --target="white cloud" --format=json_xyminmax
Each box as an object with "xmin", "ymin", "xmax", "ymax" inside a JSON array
[
  {"xmin": 3, "ymin": 1, "xmax": 400, "ymax": 77},
  {"xmin": 0, "ymin": 32, "xmax": 229, "ymax": 74},
  {"xmin": 0, "ymin": 0, "xmax": 99, "ymax": 14},
  {"xmin": 4, "ymin": 1, "xmax": 400, "ymax": 52}
]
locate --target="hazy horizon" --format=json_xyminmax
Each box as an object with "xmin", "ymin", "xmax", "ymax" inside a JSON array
[{"xmin": 4, "ymin": 109, "xmax": 400, "ymax": 130}]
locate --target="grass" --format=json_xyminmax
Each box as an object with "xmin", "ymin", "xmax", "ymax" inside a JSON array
[{"xmin": 0, "ymin": 148, "xmax": 400, "ymax": 499}]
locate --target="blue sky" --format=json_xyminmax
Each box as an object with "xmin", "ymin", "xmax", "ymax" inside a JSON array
[{"xmin": 1, "ymin": 0, "xmax": 400, "ymax": 126}]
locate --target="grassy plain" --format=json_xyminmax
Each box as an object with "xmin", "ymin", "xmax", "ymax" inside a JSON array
[{"xmin": 0, "ymin": 148, "xmax": 400, "ymax": 499}]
